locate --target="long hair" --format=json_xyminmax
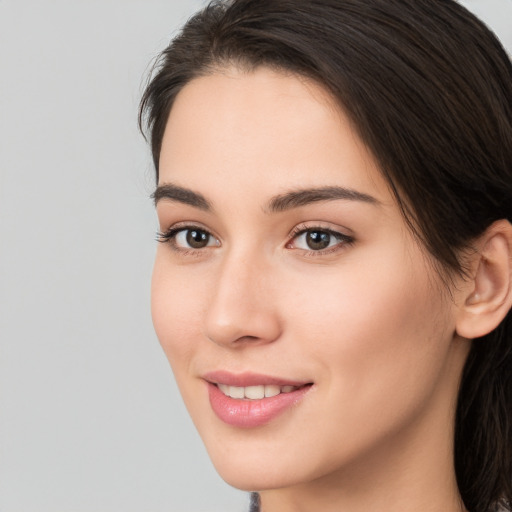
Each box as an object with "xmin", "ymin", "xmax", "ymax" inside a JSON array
[{"xmin": 139, "ymin": 1, "xmax": 512, "ymax": 510}]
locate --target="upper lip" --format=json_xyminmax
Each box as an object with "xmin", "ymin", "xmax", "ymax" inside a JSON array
[{"xmin": 202, "ymin": 370, "xmax": 311, "ymax": 387}]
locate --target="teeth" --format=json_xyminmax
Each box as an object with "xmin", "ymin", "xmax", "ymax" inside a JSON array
[
  {"xmin": 217, "ymin": 383, "xmax": 300, "ymax": 399},
  {"xmin": 245, "ymin": 385, "xmax": 265, "ymax": 399},
  {"xmin": 264, "ymin": 385, "xmax": 281, "ymax": 397},
  {"xmin": 229, "ymin": 386, "xmax": 245, "ymax": 399},
  {"xmin": 218, "ymin": 383, "xmax": 229, "ymax": 394}
]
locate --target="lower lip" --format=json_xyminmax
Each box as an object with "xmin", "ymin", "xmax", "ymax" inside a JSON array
[{"xmin": 207, "ymin": 382, "xmax": 312, "ymax": 428}]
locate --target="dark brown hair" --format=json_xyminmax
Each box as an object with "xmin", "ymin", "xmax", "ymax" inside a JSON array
[{"xmin": 139, "ymin": 1, "xmax": 512, "ymax": 510}]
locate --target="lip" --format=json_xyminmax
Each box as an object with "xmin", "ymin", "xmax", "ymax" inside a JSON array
[
  {"xmin": 203, "ymin": 371, "xmax": 313, "ymax": 428},
  {"xmin": 203, "ymin": 370, "xmax": 310, "ymax": 388}
]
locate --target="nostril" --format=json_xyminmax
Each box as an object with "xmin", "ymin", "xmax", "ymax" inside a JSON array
[{"xmin": 236, "ymin": 335, "xmax": 260, "ymax": 342}]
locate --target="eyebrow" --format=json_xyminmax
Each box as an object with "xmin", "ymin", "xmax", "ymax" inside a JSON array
[
  {"xmin": 267, "ymin": 186, "xmax": 379, "ymax": 212},
  {"xmin": 152, "ymin": 183, "xmax": 211, "ymax": 210},
  {"xmin": 152, "ymin": 183, "xmax": 379, "ymax": 212}
]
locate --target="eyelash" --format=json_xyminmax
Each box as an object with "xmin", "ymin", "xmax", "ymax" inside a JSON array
[
  {"xmin": 156, "ymin": 224, "xmax": 218, "ymax": 256},
  {"xmin": 156, "ymin": 223, "xmax": 355, "ymax": 257},
  {"xmin": 286, "ymin": 223, "xmax": 355, "ymax": 256}
]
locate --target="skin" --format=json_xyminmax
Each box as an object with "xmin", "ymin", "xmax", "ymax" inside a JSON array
[{"xmin": 152, "ymin": 67, "xmax": 472, "ymax": 512}]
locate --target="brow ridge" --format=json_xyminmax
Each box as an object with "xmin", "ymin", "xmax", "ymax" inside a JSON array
[
  {"xmin": 267, "ymin": 186, "xmax": 378, "ymax": 212},
  {"xmin": 152, "ymin": 183, "xmax": 211, "ymax": 210},
  {"xmin": 153, "ymin": 183, "xmax": 378, "ymax": 213}
]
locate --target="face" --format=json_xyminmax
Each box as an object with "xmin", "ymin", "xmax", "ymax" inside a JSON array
[{"xmin": 152, "ymin": 67, "xmax": 467, "ymax": 493}]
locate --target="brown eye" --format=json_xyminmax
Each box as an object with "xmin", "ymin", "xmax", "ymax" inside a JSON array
[
  {"xmin": 186, "ymin": 229, "xmax": 211, "ymax": 248},
  {"xmin": 305, "ymin": 230, "xmax": 332, "ymax": 250},
  {"xmin": 288, "ymin": 227, "xmax": 354, "ymax": 254},
  {"xmin": 159, "ymin": 226, "xmax": 220, "ymax": 250}
]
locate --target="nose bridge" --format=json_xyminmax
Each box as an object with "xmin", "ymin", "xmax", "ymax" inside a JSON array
[{"xmin": 204, "ymin": 245, "xmax": 281, "ymax": 347}]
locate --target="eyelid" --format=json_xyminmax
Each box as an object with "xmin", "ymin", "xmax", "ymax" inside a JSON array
[
  {"xmin": 156, "ymin": 221, "xmax": 354, "ymax": 257},
  {"xmin": 287, "ymin": 222, "xmax": 353, "ymax": 239},
  {"xmin": 156, "ymin": 222, "xmax": 220, "ymax": 251},
  {"xmin": 286, "ymin": 222, "xmax": 355, "ymax": 255}
]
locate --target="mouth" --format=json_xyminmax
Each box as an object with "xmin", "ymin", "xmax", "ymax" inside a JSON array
[
  {"xmin": 216, "ymin": 383, "xmax": 308, "ymax": 400},
  {"xmin": 203, "ymin": 371, "xmax": 314, "ymax": 428}
]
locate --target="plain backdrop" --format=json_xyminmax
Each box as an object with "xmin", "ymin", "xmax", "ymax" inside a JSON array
[{"xmin": 0, "ymin": 1, "xmax": 511, "ymax": 511}]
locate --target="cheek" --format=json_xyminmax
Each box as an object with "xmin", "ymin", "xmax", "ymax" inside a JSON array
[
  {"xmin": 150, "ymin": 255, "xmax": 205, "ymax": 372},
  {"xmin": 288, "ymin": 247, "xmax": 454, "ymax": 423}
]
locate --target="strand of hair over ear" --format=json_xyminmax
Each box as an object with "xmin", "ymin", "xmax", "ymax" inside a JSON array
[{"xmin": 249, "ymin": 492, "xmax": 260, "ymax": 512}]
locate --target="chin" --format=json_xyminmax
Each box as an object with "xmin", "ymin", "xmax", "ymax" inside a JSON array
[
  {"xmin": 213, "ymin": 459, "xmax": 300, "ymax": 492},
  {"xmin": 203, "ymin": 441, "xmax": 279, "ymax": 490},
  {"xmin": 201, "ymin": 431, "xmax": 336, "ymax": 493}
]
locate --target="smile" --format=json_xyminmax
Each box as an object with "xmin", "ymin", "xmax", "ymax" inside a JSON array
[
  {"xmin": 216, "ymin": 383, "xmax": 301, "ymax": 399},
  {"xmin": 203, "ymin": 372, "xmax": 313, "ymax": 428}
]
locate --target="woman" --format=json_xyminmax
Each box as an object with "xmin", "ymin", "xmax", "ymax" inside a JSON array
[{"xmin": 139, "ymin": 1, "xmax": 512, "ymax": 511}]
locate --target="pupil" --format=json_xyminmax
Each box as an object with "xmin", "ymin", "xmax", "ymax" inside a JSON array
[
  {"xmin": 306, "ymin": 231, "xmax": 331, "ymax": 250},
  {"xmin": 186, "ymin": 229, "xmax": 209, "ymax": 248}
]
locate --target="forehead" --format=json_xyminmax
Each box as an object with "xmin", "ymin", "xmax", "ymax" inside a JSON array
[{"xmin": 159, "ymin": 66, "xmax": 392, "ymax": 206}]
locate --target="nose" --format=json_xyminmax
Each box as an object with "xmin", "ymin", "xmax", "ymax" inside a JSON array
[{"xmin": 204, "ymin": 251, "xmax": 282, "ymax": 348}]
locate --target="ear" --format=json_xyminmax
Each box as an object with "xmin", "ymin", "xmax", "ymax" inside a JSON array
[{"xmin": 456, "ymin": 220, "xmax": 512, "ymax": 339}]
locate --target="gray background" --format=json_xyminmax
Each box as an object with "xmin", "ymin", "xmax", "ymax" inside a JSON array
[{"xmin": 0, "ymin": 1, "xmax": 510, "ymax": 511}]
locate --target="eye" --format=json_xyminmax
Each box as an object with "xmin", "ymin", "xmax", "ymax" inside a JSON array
[
  {"xmin": 287, "ymin": 226, "xmax": 354, "ymax": 253},
  {"xmin": 294, "ymin": 230, "xmax": 336, "ymax": 250},
  {"xmin": 175, "ymin": 228, "xmax": 216, "ymax": 249},
  {"xmin": 157, "ymin": 225, "xmax": 220, "ymax": 251}
]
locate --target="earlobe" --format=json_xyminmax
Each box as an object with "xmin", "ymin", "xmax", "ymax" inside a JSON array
[{"xmin": 456, "ymin": 220, "xmax": 512, "ymax": 339}]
